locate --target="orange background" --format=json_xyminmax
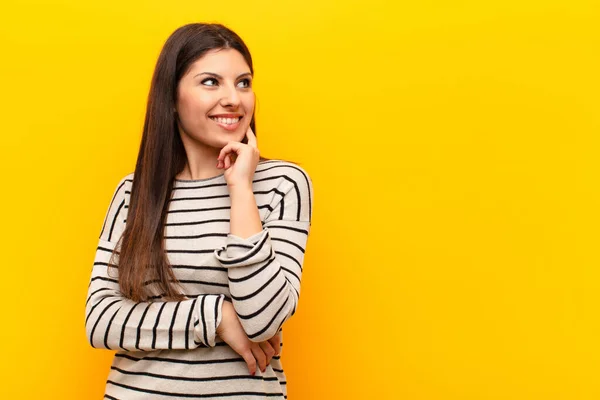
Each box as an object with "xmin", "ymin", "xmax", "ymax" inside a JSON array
[{"xmin": 1, "ymin": 0, "xmax": 599, "ymax": 399}]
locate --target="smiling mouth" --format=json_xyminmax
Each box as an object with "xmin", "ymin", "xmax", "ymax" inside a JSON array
[
  {"xmin": 209, "ymin": 116, "xmax": 242, "ymax": 125},
  {"xmin": 209, "ymin": 116, "xmax": 242, "ymax": 131}
]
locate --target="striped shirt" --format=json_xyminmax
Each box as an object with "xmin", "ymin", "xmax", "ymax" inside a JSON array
[{"xmin": 85, "ymin": 159, "xmax": 313, "ymax": 399}]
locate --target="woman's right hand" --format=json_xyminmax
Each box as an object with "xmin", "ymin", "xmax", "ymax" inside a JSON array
[{"xmin": 216, "ymin": 300, "xmax": 277, "ymax": 375}]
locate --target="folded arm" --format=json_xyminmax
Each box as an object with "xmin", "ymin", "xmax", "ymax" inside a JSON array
[
  {"xmin": 85, "ymin": 175, "xmax": 225, "ymax": 351},
  {"xmin": 214, "ymin": 167, "xmax": 313, "ymax": 342},
  {"xmin": 85, "ymin": 238, "xmax": 225, "ymax": 351}
]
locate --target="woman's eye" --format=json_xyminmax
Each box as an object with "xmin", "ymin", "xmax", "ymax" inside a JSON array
[
  {"xmin": 200, "ymin": 77, "xmax": 251, "ymax": 88},
  {"xmin": 201, "ymin": 78, "xmax": 218, "ymax": 86},
  {"xmin": 237, "ymin": 79, "xmax": 251, "ymax": 88}
]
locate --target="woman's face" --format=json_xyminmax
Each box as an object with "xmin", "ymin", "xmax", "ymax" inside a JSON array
[{"xmin": 175, "ymin": 48, "xmax": 255, "ymax": 149}]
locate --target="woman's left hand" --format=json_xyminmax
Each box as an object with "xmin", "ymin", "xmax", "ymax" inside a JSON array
[
  {"xmin": 258, "ymin": 332, "xmax": 281, "ymax": 368},
  {"xmin": 217, "ymin": 127, "xmax": 260, "ymax": 188}
]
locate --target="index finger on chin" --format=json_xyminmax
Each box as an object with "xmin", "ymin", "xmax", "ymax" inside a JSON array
[{"xmin": 246, "ymin": 126, "xmax": 258, "ymax": 148}]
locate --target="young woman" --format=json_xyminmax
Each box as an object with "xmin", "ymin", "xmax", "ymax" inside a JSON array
[{"xmin": 85, "ymin": 23, "xmax": 313, "ymax": 399}]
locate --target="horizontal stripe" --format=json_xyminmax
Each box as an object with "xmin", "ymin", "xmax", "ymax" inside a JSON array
[
  {"xmin": 168, "ymin": 206, "xmax": 231, "ymax": 214},
  {"xmin": 106, "ymin": 380, "xmax": 284, "ymax": 398},
  {"xmin": 97, "ymin": 246, "xmax": 116, "ymax": 253},
  {"xmin": 111, "ymin": 366, "xmax": 279, "ymax": 382},
  {"xmin": 165, "ymin": 233, "xmax": 227, "ymax": 240},
  {"xmin": 170, "ymin": 265, "xmax": 227, "ymax": 272},
  {"xmin": 165, "ymin": 218, "xmax": 230, "ymax": 227},
  {"xmin": 115, "ymin": 353, "xmax": 246, "ymax": 365}
]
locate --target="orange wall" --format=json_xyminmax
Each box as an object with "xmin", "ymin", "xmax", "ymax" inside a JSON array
[{"xmin": 1, "ymin": 0, "xmax": 599, "ymax": 398}]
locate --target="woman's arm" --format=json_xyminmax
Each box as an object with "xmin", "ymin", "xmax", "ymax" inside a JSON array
[
  {"xmin": 228, "ymin": 184, "xmax": 263, "ymax": 239},
  {"xmin": 84, "ymin": 176, "xmax": 225, "ymax": 351},
  {"xmin": 214, "ymin": 165, "xmax": 313, "ymax": 342}
]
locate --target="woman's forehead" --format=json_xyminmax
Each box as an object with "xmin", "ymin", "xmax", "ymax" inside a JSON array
[{"xmin": 187, "ymin": 49, "xmax": 251, "ymax": 76}]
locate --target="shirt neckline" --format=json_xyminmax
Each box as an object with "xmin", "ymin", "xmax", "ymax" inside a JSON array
[
  {"xmin": 173, "ymin": 160, "xmax": 274, "ymax": 186},
  {"xmin": 174, "ymin": 172, "xmax": 225, "ymax": 183},
  {"xmin": 173, "ymin": 173, "xmax": 226, "ymax": 188}
]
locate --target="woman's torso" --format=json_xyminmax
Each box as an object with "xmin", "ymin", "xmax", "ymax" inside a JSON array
[{"xmin": 104, "ymin": 160, "xmax": 299, "ymax": 399}]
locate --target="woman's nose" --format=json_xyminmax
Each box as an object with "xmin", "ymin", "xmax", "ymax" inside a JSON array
[{"xmin": 220, "ymin": 84, "xmax": 241, "ymax": 107}]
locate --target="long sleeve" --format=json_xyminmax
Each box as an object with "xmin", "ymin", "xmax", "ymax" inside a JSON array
[
  {"xmin": 85, "ymin": 175, "xmax": 225, "ymax": 351},
  {"xmin": 214, "ymin": 165, "xmax": 313, "ymax": 342}
]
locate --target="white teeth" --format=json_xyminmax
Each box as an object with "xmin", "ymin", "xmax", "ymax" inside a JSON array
[{"xmin": 210, "ymin": 116, "xmax": 241, "ymax": 125}]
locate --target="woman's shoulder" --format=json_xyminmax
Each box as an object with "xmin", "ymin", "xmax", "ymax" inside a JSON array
[
  {"xmin": 257, "ymin": 159, "xmax": 314, "ymax": 222},
  {"xmin": 120, "ymin": 172, "xmax": 135, "ymax": 185},
  {"xmin": 99, "ymin": 172, "xmax": 134, "ymax": 243},
  {"xmin": 257, "ymin": 159, "xmax": 313, "ymax": 186},
  {"xmin": 107, "ymin": 172, "xmax": 135, "ymax": 206},
  {"xmin": 115, "ymin": 172, "xmax": 134, "ymax": 191}
]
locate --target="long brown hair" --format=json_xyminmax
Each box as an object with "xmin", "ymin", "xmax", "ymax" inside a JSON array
[{"xmin": 111, "ymin": 23, "xmax": 280, "ymax": 302}]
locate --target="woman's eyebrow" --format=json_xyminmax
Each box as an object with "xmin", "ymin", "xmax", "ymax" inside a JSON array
[{"xmin": 194, "ymin": 72, "xmax": 252, "ymax": 79}]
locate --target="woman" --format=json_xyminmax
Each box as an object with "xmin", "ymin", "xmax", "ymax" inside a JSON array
[{"xmin": 85, "ymin": 23, "xmax": 313, "ymax": 399}]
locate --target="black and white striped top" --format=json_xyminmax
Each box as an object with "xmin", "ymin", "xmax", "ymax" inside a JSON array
[{"xmin": 85, "ymin": 159, "xmax": 313, "ymax": 399}]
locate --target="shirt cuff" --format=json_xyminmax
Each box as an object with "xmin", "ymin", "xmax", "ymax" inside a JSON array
[
  {"xmin": 213, "ymin": 228, "xmax": 273, "ymax": 268},
  {"xmin": 194, "ymin": 294, "xmax": 225, "ymax": 348}
]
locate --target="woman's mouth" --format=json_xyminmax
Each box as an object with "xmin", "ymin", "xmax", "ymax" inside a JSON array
[{"xmin": 209, "ymin": 116, "xmax": 242, "ymax": 131}]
